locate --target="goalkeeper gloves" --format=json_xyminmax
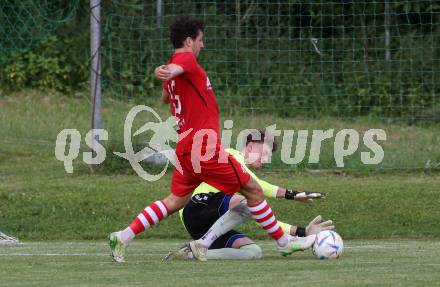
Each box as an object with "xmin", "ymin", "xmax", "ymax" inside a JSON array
[
  {"xmin": 285, "ymin": 189, "xmax": 326, "ymax": 201},
  {"xmin": 305, "ymin": 215, "xmax": 335, "ymax": 236}
]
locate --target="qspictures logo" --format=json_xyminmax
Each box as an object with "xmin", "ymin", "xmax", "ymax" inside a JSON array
[{"xmin": 55, "ymin": 105, "xmax": 387, "ymax": 181}]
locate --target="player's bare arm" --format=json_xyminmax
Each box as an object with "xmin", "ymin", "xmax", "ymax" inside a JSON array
[{"xmin": 154, "ymin": 64, "xmax": 184, "ymax": 81}]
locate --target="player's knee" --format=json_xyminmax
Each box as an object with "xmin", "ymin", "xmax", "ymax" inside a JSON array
[
  {"xmin": 251, "ymin": 181, "xmax": 263, "ymax": 194},
  {"xmin": 244, "ymin": 179, "xmax": 263, "ymax": 199},
  {"xmin": 240, "ymin": 244, "xmax": 263, "ymax": 259},
  {"xmin": 250, "ymin": 183, "xmax": 264, "ymax": 202},
  {"xmin": 230, "ymin": 198, "xmax": 251, "ymax": 218},
  {"xmin": 162, "ymin": 199, "xmax": 177, "ymax": 213},
  {"xmin": 162, "ymin": 195, "xmax": 188, "ymax": 213}
]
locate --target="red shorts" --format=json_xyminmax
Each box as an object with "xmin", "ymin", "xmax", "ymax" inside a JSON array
[{"xmin": 171, "ymin": 149, "xmax": 250, "ymax": 197}]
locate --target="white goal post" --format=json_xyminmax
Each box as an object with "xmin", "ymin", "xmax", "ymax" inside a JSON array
[{"xmin": 0, "ymin": 231, "xmax": 19, "ymax": 245}]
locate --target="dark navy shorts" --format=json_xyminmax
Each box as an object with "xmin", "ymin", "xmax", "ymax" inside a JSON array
[{"xmin": 182, "ymin": 192, "xmax": 246, "ymax": 249}]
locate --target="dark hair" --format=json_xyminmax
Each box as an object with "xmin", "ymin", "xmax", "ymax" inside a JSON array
[
  {"xmin": 246, "ymin": 129, "xmax": 278, "ymax": 152},
  {"xmin": 170, "ymin": 16, "xmax": 204, "ymax": 49}
]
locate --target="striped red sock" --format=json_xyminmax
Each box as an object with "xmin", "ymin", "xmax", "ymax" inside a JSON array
[
  {"xmin": 248, "ymin": 200, "xmax": 288, "ymax": 246},
  {"xmin": 129, "ymin": 200, "xmax": 169, "ymax": 235}
]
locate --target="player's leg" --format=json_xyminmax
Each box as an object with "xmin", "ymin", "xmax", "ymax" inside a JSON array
[
  {"xmin": 116, "ymin": 193, "xmax": 190, "ymax": 244},
  {"xmin": 181, "ymin": 192, "xmax": 236, "ymax": 241},
  {"xmin": 109, "ymin": 167, "xmax": 199, "ymax": 262},
  {"xmin": 239, "ymin": 177, "xmax": 316, "ymax": 256},
  {"xmin": 192, "ymin": 154, "xmax": 291, "ymax": 251},
  {"xmin": 194, "ymin": 194, "xmax": 249, "ymax": 247},
  {"xmin": 165, "ymin": 193, "xmax": 261, "ymax": 260},
  {"xmin": 239, "ymin": 177, "xmax": 288, "ymax": 244},
  {"xmin": 187, "ymin": 151, "xmax": 314, "ymax": 260},
  {"xmin": 109, "ymin": 193, "xmax": 191, "ymax": 262},
  {"xmin": 196, "ymin": 195, "xmax": 262, "ymax": 260},
  {"xmin": 204, "ymin": 233, "xmax": 262, "ymax": 260},
  {"xmin": 195, "ymin": 190, "xmax": 315, "ymax": 258}
]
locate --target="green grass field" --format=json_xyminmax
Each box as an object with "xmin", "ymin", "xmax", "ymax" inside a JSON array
[
  {"xmin": 1, "ymin": 240, "xmax": 440, "ymax": 287},
  {"xmin": 1, "ymin": 91, "xmax": 440, "ymax": 286},
  {"xmin": 1, "ymin": 137, "xmax": 440, "ymax": 240}
]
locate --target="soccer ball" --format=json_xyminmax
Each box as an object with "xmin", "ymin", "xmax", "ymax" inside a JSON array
[{"xmin": 312, "ymin": 230, "xmax": 344, "ymax": 259}]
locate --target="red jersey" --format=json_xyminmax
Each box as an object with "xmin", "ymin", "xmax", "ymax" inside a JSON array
[{"xmin": 164, "ymin": 52, "xmax": 220, "ymax": 156}]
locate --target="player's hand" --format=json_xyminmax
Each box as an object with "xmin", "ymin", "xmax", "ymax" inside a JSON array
[
  {"xmin": 154, "ymin": 65, "xmax": 172, "ymax": 81},
  {"xmin": 284, "ymin": 189, "xmax": 326, "ymax": 202},
  {"xmin": 305, "ymin": 215, "xmax": 334, "ymax": 236}
]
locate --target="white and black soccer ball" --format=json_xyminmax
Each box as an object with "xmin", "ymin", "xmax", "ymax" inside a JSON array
[{"xmin": 312, "ymin": 230, "xmax": 343, "ymax": 259}]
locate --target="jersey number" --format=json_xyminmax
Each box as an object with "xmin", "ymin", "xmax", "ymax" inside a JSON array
[{"xmin": 167, "ymin": 80, "xmax": 182, "ymax": 115}]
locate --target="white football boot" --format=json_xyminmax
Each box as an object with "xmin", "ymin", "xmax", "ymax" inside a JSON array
[{"xmin": 163, "ymin": 241, "xmax": 207, "ymax": 262}]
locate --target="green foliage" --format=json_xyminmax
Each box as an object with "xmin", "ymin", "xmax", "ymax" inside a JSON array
[
  {"xmin": 1, "ymin": 1, "xmax": 439, "ymax": 120},
  {"xmin": 1, "ymin": 36, "xmax": 88, "ymax": 92}
]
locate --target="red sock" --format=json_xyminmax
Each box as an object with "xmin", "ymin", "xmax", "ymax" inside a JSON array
[
  {"xmin": 248, "ymin": 200, "xmax": 287, "ymax": 245},
  {"xmin": 129, "ymin": 200, "xmax": 169, "ymax": 235}
]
